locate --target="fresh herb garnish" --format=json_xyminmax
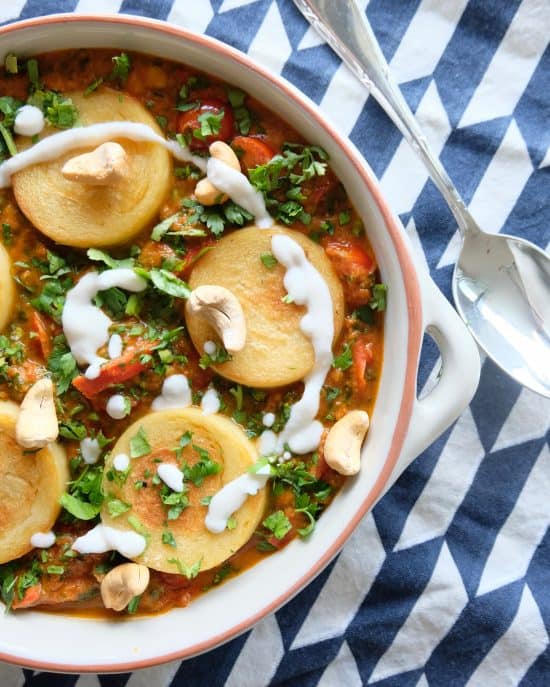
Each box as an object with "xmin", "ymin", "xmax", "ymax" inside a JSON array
[
  {"xmin": 149, "ymin": 268, "xmax": 192, "ymax": 299},
  {"xmin": 110, "ymin": 53, "xmax": 131, "ymax": 82},
  {"xmin": 129, "ymin": 427, "xmax": 151, "ymax": 458},
  {"xmin": 199, "ymin": 343, "xmax": 232, "ymax": 369},
  {"xmin": 60, "ymin": 464, "xmax": 104, "ymax": 520},
  {"xmin": 263, "ymin": 510, "xmax": 292, "ymax": 540},
  {"xmin": 368, "ymin": 283, "xmax": 387, "ymax": 311},
  {"xmin": 332, "ymin": 343, "xmax": 353, "ymax": 370},
  {"xmin": 167, "ymin": 557, "xmax": 202, "ymax": 579},
  {"xmin": 260, "ymin": 252, "xmax": 278, "ymax": 269},
  {"xmin": 182, "ymin": 446, "xmax": 221, "ymax": 487}
]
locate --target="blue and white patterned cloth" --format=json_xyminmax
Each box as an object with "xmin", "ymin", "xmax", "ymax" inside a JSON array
[{"xmin": 1, "ymin": 1, "xmax": 549, "ymax": 685}]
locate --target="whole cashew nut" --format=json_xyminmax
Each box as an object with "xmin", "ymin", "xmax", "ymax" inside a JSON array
[
  {"xmin": 323, "ymin": 410, "xmax": 370, "ymax": 476},
  {"xmin": 194, "ymin": 141, "xmax": 240, "ymax": 206},
  {"xmin": 186, "ymin": 285, "xmax": 246, "ymax": 353},
  {"xmin": 100, "ymin": 562, "xmax": 150, "ymax": 612},
  {"xmin": 15, "ymin": 377, "xmax": 59, "ymax": 450},
  {"xmin": 61, "ymin": 141, "xmax": 129, "ymax": 186}
]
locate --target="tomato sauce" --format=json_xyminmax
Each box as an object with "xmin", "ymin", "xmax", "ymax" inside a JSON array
[{"xmin": 0, "ymin": 49, "xmax": 384, "ymax": 616}]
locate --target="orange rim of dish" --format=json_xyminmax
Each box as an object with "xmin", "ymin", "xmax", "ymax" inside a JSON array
[{"xmin": 0, "ymin": 13, "xmax": 424, "ymax": 673}]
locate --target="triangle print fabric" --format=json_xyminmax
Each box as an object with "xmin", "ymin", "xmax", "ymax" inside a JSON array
[{"xmin": 1, "ymin": 1, "xmax": 549, "ymax": 685}]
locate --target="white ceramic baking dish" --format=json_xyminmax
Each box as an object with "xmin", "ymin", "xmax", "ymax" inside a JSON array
[{"xmin": 0, "ymin": 14, "xmax": 480, "ymax": 672}]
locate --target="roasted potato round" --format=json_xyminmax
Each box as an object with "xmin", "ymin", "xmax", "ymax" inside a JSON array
[
  {"xmin": 0, "ymin": 401, "xmax": 68, "ymax": 564},
  {"xmin": 12, "ymin": 89, "xmax": 172, "ymax": 247},
  {"xmin": 185, "ymin": 225, "xmax": 345, "ymax": 387},
  {"xmin": 101, "ymin": 407, "xmax": 267, "ymax": 574},
  {"xmin": 0, "ymin": 243, "xmax": 15, "ymax": 332}
]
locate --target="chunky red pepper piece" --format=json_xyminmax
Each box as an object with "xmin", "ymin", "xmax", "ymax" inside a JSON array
[{"xmin": 72, "ymin": 342, "xmax": 157, "ymax": 399}]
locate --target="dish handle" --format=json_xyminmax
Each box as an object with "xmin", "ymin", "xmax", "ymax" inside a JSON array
[{"xmin": 387, "ymin": 270, "xmax": 481, "ymax": 486}]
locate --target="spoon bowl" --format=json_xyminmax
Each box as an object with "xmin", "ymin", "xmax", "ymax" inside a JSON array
[
  {"xmin": 454, "ymin": 231, "xmax": 550, "ymax": 396},
  {"xmin": 293, "ymin": 0, "xmax": 550, "ymax": 397}
]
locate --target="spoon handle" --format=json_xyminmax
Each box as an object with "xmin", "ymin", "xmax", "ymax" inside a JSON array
[{"xmin": 293, "ymin": 0, "xmax": 477, "ymax": 237}]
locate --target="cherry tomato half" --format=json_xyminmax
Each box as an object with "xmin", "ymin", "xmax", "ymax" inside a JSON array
[{"xmin": 176, "ymin": 98, "xmax": 235, "ymax": 151}]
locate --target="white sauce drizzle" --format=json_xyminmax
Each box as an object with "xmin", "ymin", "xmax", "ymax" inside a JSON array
[
  {"xmin": 206, "ymin": 156, "xmax": 273, "ymax": 228},
  {"xmin": 30, "ymin": 531, "xmax": 55, "ymax": 548},
  {"xmin": 72, "ymin": 523, "xmax": 146, "ymax": 558},
  {"xmin": 108, "ymin": 333, "xmax": 123, "ymax": 359},
  {"xmin": 205, "ymin": 235, "xmax": 335, "ymax": 533},
  {"xmin": 262, "ymin": 412, "xmax": 275, "ymax": 428},
  {"xmin": 157, "ymin": 463, "xmax": 184, "ymax": 493},
  {"xmin": 205, "ymin": 464, "xmax": 271, "ymax": 534},
  {"xmin": 152, "ymin": 374, "xmax": 191, "ymax": 411},
  {"xmin": 0, "ymin": 121, "xmax": 206, "ymax": 187},
  {"xmin": 201, "ymin": 387, "xmax": 220, "ymax": 415},
  {"xmin": 80, "ymin": 437, "xmax": 101, "ymax": 465},
  {"xmin": 106, "ymin": 394, "xmax": 128, "ymax": 420},
  {"xmin": 266, "ymin": 234, "xmax": 334, "ymax": 455},
  {"xmin": 203, "ymin": 340, "xmax": 217, "ymax": 356},
  {"xmin": 113, "ymin": 453, "xmax": 130, "ymax": 471},
  {"xmin": 62, "ymin": 268, "xmax": 147, "ymax": 379},
  {"xmin": 14, "ymin": 105, "xmax": 45, "ymax": 137}
]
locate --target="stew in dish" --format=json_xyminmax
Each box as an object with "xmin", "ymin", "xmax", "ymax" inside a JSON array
[{"xmin": 0, "ymin": 49, "xmax": 385, "ymax": 616}]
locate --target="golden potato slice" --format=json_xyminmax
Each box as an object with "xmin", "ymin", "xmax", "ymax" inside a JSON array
[
  {"xmin": 186, "ymin": 226, "xmax": 344, "ymax": 387},
  {"xmin": 101, "ymin": 407, "xmax": 267, "ymax": 574},
  {"xmin": 0, "ymin": 400, "xmax": 68, "ymax": 564},
  {"xmin": 12, "ymin": 89, "xmax": 172, "ymax": 247},
  {"xmin": 0, "ymin": 242, "xmax": 15, "ymax": 332}
]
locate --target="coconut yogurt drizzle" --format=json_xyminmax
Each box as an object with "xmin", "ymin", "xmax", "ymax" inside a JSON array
[
  {"xmin": 205, "ymin": 234, "xmax": 334, "ymax": 533},
  {"xmin": 0, "ymin": 120, "xmax": 273, "ymax": 227},
  {"xmin": 206, "ymin": 156, "xmax": 273, "ymax": 228},
  {"xmin": 62, "ymin": 268, "xmax": 147, "ymax": 380},
  {"xmin": 0, "ymin": 121, "xmax": 207, "ymax": 187},
  {"xmin": 72, "ymin": 523, "xmax": 146, "ymax": 558}
]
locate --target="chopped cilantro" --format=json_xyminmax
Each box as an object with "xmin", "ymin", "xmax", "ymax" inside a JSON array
[
  {"xmin": 263, "ymin": 510, "xmax": 292, "ymax": 540},
  {"xmin": 129, "ymin": 426, "xmax": 151, "ymax": 458},
  {"xmin": 106, "ymin": 497, "xmax": 131, "ymax": 518},
  {"xmin": 127, "ymin": 515, "xmax": 149, "ymax": 540},
  {"xmin": 227, "ymin": 88, "xmax": 246, "ymax": 107},
  {"xmin": 60, "ymin": 492, "xmax": 100, "ymax": 520},
  {"xmin": 58, "ymin": 420, "xmax": 87, "ymax": 441},
  {"xmin": 4, "ymin": 54, "xmax": 18, "ymax": 74},
  {"xmin": 212, "ymin": 561, "xmax": 234, "ymax": 586},
  {"xmin": 127, "ymin": 595, "xmax": 141, "ymax": 614},
  {"xmin": 260, "ymin": 252, "xmax": 278, "ymax": 269},
  {"xmin": 369, "ymin": 283, "xmax": 387, "ymax": 311},
  {"xmin": 87, "ymin": 248, "xmax": 134, "ymax": 270},
  {"xmin": 167, "ymin": 557, "xmax": 202, "ymax": 579},
  {"xmin": 181, "ymin": 446, "xmax": 221, "ymax": 487},
  {"xmin": 60, "ymin": 464, "xmax": 104, "ymax": 520},
  {"xmin": 47, "ymin": 336, "xmax": 78, "ymax": 395},
  {"xmin": 199, "ymin": 343, "xmax": 232, "ymax": 369},
  {"xmin": 162, "ymin": 530, "xmax": 177, "ymax": 547},
  {"xmin": 84, "ymin": 77, "xmax": 103, "ymax": 95},
  {"xmin": 110, "ymin": 53, "xmax": 131, "ymax": 82},
  {"xmin": 161, "ymin": 487, "xmax": 189, "ymax": 520},
  {"xmin": 338, "ymin": 210, "xmax": 351, "ymax": 225},
  {"xmin": 46, "ymin": 565, "xmax": 64, "ymax": 576},
  {"xmin": 149, "ymin": 268, "xmax": 192, "ymax": 299},
  {"xmin": 332, "ymin": 343, "xmax": 353, "ymax": 370},
  {"xmin": 353, "ymin": 303, "xmax": 374, "ymax": 325},
  {"xmin": 2, "ymin": 223, "xmax": 12, "ymax": 246},
  {"xmin": 194, "ymin": 110, "xmax": 224, "ymax": 141},
  {"xmin": 26, "ymin": 58, "xmax": 39, "ymax": 87}
]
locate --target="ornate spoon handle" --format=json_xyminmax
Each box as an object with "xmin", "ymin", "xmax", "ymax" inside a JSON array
[{"xmin": 293, "ymin": 0, "xmax": 477, "ymax": 237}]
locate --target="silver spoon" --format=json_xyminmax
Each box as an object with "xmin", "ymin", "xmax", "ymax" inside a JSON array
[{"xmin": 293, "ymin": 0, "xmax": 550, "ymax": 397}]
